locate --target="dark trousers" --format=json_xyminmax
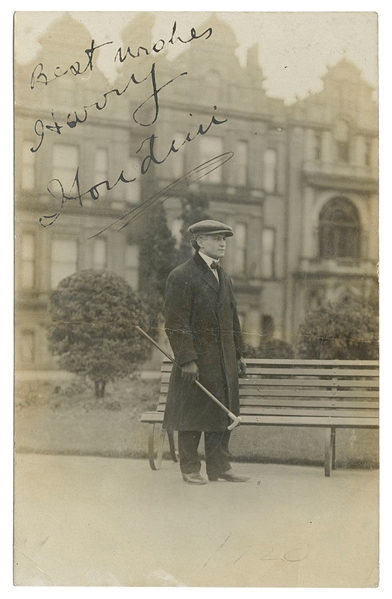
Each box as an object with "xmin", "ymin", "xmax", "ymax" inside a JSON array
[{"xmin": 178, "ymin": 430, "xmax": 231, "ymax": 477}]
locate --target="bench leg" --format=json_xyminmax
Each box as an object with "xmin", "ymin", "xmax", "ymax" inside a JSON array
[
  {"xmin": 147, "ymin": 423, "xmax": 166, "ymax": 471},
  {"xmin": 325, "ymin": 428, "xmax": 333, "ymax": 477},
  {"xmin": 331, "ymin": 427, "xmax": 336, "ymax": 470},
  {"xmin": 167, "ymin": 431, "xmax": 178, "ymax": 463}
]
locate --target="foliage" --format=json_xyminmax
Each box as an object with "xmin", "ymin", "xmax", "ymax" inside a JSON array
[
  {"xmin": 245, "ymin": 339, "xmax": 295, "ymax": 359},
  {"xmin": 178, "ymin": 192, "xmax": 210, "ymax": 263},
  {"xmin": 138, "ymin": 203, "xmax": 179, "ymax": 336},
  {"xmin": 295, "ymin": 296, "xmax": 379, "ymax": 359},
  {"xmin": 47, "ymin": 270, "xmax": 150, "ymax": 397}
]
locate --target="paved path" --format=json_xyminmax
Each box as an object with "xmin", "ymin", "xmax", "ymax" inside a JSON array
[{"xmin": 14, "ymin": 454, "xmax": 379, "ymax": 587}]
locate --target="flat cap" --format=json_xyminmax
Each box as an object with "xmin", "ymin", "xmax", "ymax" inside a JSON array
[{"xmin": 188, "ymin": 220, "xmax": 233, "ymax": 237}]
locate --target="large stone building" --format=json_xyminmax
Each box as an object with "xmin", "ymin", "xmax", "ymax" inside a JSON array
[{"xmin": 15, "ymin": 13, "xmax": 378, "ymax": 370}]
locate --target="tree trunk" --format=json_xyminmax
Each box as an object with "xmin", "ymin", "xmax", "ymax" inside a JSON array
[{"xmin": 94, "ymin": 380, "xmax": 106, "ymax": 398}]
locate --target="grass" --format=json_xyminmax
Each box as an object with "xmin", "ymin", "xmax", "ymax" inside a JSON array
[
  {"xmin": 14, "ymin": 372, "xmax": 379, "ymax": 468},
  {"xmin": 15, "ymin": 374, "xmax": 160, "ymax": 458}
]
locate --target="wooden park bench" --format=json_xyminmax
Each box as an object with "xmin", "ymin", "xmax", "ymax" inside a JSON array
[{"xmin": 140, "ymin": 358, "xmax": 379, "ymax": 476}]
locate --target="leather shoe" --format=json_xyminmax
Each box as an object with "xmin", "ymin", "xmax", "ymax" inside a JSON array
[
  {"xmin": 182, "ymin": 472, "xmax": 207, "ymax": 485},
  {"xmin": 208, "ymin": 469, "xmax": 250, "ymax": 482}
]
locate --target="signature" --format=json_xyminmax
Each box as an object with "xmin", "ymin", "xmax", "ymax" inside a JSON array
[
  {"xmin": 31, "ymin": 63, "xmax": 187, "ymax": 152},
  {"xmin": 40, "ymin": 153, "xmax": 233, "ymax": 234},
  {"xmin": 39, "ymin": 107, "xmax": 228, "ymax": 228}
]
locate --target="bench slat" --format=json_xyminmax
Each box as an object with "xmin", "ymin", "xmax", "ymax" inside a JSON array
[
  {"xmin": 156, "ymin": 395, "xmax": 378, "ymax": 408},
  {"xmin": 160, "ymin": 365, "xmax": 378, "ymax": 377},
  {"xmin": 239, "ymin": 399, "xmax": 378, "ymax": 409},
  {"xmin": 237, "ymin": 407, "xmax": 379, "ymax": 418},
  {"xmin": 237, "ymin": 388, "xmax": 379, "ymax": 398},
  {"xmin": 162, "ymin": 368, "xmax": 379, "ymax": 384},
  {"xmin": 160, "ymin": 387, "xmax": 379, "ymax": 398},
  {"xmin": 160, "ymin": 380, "xmax": 379, "ymax": 395},
  {"xmin": 141, "ymin": 412, "xmax": 379, "ymax": 428},
  {"xmin": 160, "ymin": 359, "xmax": 379, "ymax": 369},
  {"xmin": 240, "ymin": 379, "xmax": 379, "ymax": 388},
  {"xmin": 238, "ymin": 415, "xmax": 379, "ymax": 427},
  {"xmin": 236, "ymin": 368, "xmax": 377, "ymax": 377},
  {"xmin": 154, "ymin": 404, "xmax": 378, "ymax": 417}
]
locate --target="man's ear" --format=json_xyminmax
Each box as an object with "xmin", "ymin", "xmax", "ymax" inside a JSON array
[{"xmin": 197, "ymin": 235, "xmax": 204, "ymax": 250}]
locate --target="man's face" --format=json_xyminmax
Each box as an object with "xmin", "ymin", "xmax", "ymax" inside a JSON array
[{"xmin": 198, "ymin": 234, "xmax": 227, "ymax": 259}]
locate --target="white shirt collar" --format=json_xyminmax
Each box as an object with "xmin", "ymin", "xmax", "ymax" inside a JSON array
[{"xmin": 198, "ymin": 252, "xmax": 219, "ymax": 268}]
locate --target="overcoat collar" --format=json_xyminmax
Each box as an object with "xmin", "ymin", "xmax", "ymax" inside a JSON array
[{"xmin": 193, "ymin": 251, "xmax": 220, "ymax": 294}]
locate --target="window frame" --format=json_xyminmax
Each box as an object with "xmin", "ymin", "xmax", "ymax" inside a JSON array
[{"xmin": 319, "ymin": 197, "xmax": 361, "ymax": 260}]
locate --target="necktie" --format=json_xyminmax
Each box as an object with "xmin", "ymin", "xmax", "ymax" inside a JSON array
[{"xmin": 210, "ymin": 261, "xmax": 220, "ymax": 282}]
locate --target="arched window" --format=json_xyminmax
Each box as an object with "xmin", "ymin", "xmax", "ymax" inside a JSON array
[{"xmin": 319, "ymin": 198, "xmax": 360, "ymax": 259}]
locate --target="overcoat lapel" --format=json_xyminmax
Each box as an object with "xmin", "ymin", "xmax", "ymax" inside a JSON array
[
  {"xmin": 217, "ymin": 267, "xmax": 229, "ymax": 307},
  {"xmin": 193, "ymin": 252, "xmax": 220, "ymax": 294}
]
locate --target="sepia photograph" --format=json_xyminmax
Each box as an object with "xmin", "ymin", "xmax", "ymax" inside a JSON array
[{"xmin": 12, "ymin": 5, "xmax": 381, "ymax": 589}]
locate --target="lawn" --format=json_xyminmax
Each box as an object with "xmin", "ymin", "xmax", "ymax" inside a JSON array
[
  {"xmin": 15, "ymin": 375, "xmax": 161, "ymax": 458},
  {"xmin": 14, "ymin": 371, "xmax": 379, "ymax": 469}
]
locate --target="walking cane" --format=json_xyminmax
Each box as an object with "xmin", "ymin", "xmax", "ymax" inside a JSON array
[{"xmin": 136, "ymin": 326, "xmax": 242, "ymax": 430}]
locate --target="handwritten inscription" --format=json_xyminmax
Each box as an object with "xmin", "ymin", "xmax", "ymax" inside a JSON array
[
  {"xmin": 30, "ymin": 40, "xmax": 113, "ymax": 89},
  {"xmin": 115, "ymin": 21, "xmax": 212, "ymax": 63},
  {"xmin": 40, "ymin": 110, "xmax": 229, "ymax": 228},
  {"xmin": 29, "ymin": 19, "xmax": 230, "ymax": 232},
  {"xmin": 31, "ymin": 63, "xmax": 187, "ymax": 152}
]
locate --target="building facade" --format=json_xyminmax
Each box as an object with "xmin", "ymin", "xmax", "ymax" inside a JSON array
[{"xmin": 15, "ymin": 13, "xmax": 378, "ymax": 370}]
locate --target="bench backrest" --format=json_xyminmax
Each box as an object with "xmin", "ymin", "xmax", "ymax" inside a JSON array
[{"xmin": 158, "ymin": 359, "xmax": 379, "ymax": 422}]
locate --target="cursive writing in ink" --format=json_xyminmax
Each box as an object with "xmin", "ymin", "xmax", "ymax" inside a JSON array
[
  {"xmin": 90, "ymin": 153, "xmax": 234, "ymax": 238},
  {"xmin": 40, "ymin": 154, "xmax": 233, "ymax": 230},
  {"xmin": 115, "ymin": 21, "xmax": 212, "ymax": 63},
  {"xmin": 137, "ymin": 107, "xmax": 227, "ymax": 175},
  {"xmin": 39, "ymin": 107, "xmax": 228, "ymax": 227},
  {"xmin": 30, "ymin": 40, "xmax": 113, "ymax": 90},
  {"xmin": 31, "ymin": 63, "xmax": 187, "ymax": 152}
]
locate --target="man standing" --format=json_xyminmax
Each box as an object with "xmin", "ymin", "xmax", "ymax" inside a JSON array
[{"xmin": 163, "ymin": 220, "xmax": 249, "ymax": 484}]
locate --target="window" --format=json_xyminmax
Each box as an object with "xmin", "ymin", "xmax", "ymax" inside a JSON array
[
  {"xmin": 95, "ymin": 148, "xmax": 109, "ymax": 183},
  {"xmin": 199, "ymin": 136, "xmax": 223, "ymax": 183},
  {"xmin": 233, "ymin": 223, "xmax": 247, "ymax": 274},
  {"xmin": 20, "ymin": 232, "xmax": 36, "ymax": 290},
  {"xmin": 52, "ymin": 144, "xmax": 79, "ymax": 193},
  {"xmin": 124, "ymin": 157, "xmax": 141, "ymax": 203},
  {"xmin": 236, "ymin": 141, "xmax": 248, "ymax": 186},
  {"xmin": 264, "ymin": 149, "xmax": 277, "ymax": 193},
  {"xmin": 20, "ymin": 330, "xmax": 35, "ymax": 363},
  {"xmin": 93, "ymin": 238, "xmax": 107, "ymax": 270},
  {"xmin": 125, "ymin": 244, "xmax": 139, "ymax": 289},
  {"xmin": 334, "ymin": 120, "xmax": 350, "ymax": 163},
  {"xmin": 51, "ymin": 238, "xmax": 78, "ymax": 289},
  {"xmin": 319, "ymin": 198, "xmax": 360, "ymax": 259},
  {"xmin": 22, "ymin": 141, "xmax": 35, "ymax": 190},
  {"xmin": 261, "ymin": 228, "xmax": 275, "ymax": 279}
]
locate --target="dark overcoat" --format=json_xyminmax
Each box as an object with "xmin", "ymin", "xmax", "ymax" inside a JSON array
[{"xmin": 163, "ymin": 252, "xmax": 245, "ymax": 432}]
